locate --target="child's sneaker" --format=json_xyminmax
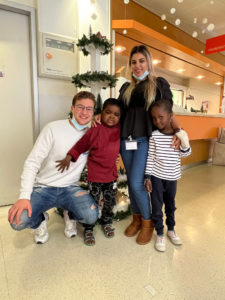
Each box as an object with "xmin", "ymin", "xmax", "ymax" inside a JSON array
[
  {"xmin": 167, "ymin": 230, "xmax": 182, "ymax": 245},
  {"xmin": 155, "ymin": 235, "xmax": 165, "ymax": 252},
  {"xmin": 63, "ymin": 210, "xmax": 77, "ymax": 238},
  {"xmin": 34, "ymin": 212, "xmax": 49, "ymax": 244}
]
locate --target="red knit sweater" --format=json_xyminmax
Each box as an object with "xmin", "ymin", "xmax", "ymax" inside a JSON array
[{"xmin": 68, "ymin": 123, "xmax": 120, "ymax": 183}]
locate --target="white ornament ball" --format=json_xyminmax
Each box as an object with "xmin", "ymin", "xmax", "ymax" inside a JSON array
[
  {"xmin": 163, "ymin": 26, "xmax": 167, "ymax": 30},
  {"xmin": 177, "ymin": 0, "xmax": 184, "ymax": 3},
  {"xmin": 202, "ymin": 18, "xmax": 208, "ymax": 24},
  {"xmin": 122, "ymin": 29, "xmax": 127, "ymax": 35},
  {"xmin": 175, "ymin": 19, "xmax": 181, "ymax": 26},
  {"xmin": 192, "ymin": 31, "xmax": 198, "ymax": 38},
  {"xmin": 193, "ymin": 18, "xmax": 197, "ymax": 24},
  {"xmin": 170, "ymin": 8, "xmax": 176, "ymax": 14},
  {"xmin": 207, "ymin": 23, "xmax": 215, "ymax": 31},
  {"xmin": 124, "ymin": 0, "xmax": 129, "ymax": 4},
  {"xmin": 161, "ymin": 14, "xmax": 166, "ymax": 20}
]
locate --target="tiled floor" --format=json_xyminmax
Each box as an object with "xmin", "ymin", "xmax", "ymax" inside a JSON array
[{"xmin": 0, "ymin": 164, "xmax": 225, "ymax": 300}]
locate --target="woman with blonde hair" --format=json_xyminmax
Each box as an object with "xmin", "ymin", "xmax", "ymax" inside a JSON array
[{"xmin": 118, "ymin": 45, "xmax": 181, "ymax": 245}]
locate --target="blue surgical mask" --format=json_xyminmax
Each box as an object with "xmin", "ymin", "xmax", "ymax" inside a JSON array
[
  {"xmin": 132, "ymin": 70, "xmax": 149, "ymax": 81},
  {"xmin": 71, "ymin": 116, "xmax": 88, "ymax": 131}
]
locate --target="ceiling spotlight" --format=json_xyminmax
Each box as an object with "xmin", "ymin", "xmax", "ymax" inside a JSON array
[
  {"xmin": 215, "ymin": 82, "xmax": 222, "ymax": 85},
  {"xmin": 205, "ymin": 63, "xmax": 210, "ymax": 67},
  {"xmin": 177, "ymin": 0, "xmax": 184, "ymax": 3},
  {"xmin": 115, "ymin": 46, "xmax": 126, "ymax": 53},
  {"xmin": 163, "ymin": 26, "xmax": 167, "ymax": 30},
  {"xmin": 122, "ymin": 29, "xmax": 127, "ymax": 35},
  {"xmin": 196, "ymin": 75, "xmax": 205, "ymax": 79},
  {"xmin": 176, "ymin": 69, "xmax": 186, "ymax": 73},
  {"xmin": 152, "ymin": 59, "xmax": 162, "ymax": 65},
  {"xmin": 124, "ymin": 0, "xmax": 129, "ymax": 4}
]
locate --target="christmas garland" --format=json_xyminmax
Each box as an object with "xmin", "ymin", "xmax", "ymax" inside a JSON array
[
  {"xmin": 72, "ymin": 71, "xmax": 117, "ymax": 89},
  {"xmin": 77, "ymin": 32, "xmax": 113, "ymax": 56}
]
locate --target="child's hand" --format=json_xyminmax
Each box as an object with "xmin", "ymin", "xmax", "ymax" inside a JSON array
[
  {"xmin": 144, "ymin": 178, "xmax": 152, "ymax": 192},
  {"xmin": 171, "ymin": 134, "xmax": 181, "ymax": 150},
  {"xmin": 56, "ymin": 155, "xmax": 72, "ymax": 173}
]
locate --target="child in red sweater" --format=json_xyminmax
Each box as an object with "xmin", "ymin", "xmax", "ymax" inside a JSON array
[{"xmin": 56, "ymin": 98, "xmax": 122, "ymax": 246}]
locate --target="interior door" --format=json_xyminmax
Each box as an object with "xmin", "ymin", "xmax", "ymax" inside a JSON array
[{"xmin": 0, "ymin": 9, "xmax": 34, "ymax": 206}]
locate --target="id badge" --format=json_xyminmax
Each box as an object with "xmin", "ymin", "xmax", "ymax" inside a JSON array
[{"xmin": 125, "ymin": 139, "xmax": 137, "ymax": 150}]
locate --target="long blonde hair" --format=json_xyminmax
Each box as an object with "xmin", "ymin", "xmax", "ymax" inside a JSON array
[{"xmin": 123, "ymin": 45, "xmax": 157, "ymax": 111}]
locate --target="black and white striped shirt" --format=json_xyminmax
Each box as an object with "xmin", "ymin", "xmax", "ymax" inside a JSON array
[{"xmin": 145, "ymin": 130, "xmax": 191, "ymax": 181}]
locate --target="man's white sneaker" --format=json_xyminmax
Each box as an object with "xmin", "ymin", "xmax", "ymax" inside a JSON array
[
  {"xmin": 167, "ymin": 230, "xmax": 182, "ymax": 245},
  {"xmin": 34, "ymin": 212, "xmax": 49, "ymax": 244},
  {"xmin": 63, "ymin": 210, "xmax": 77, "ymax": 238},
  {"xmin": 155, "ymin": 235, "xmax": 166, "ymax": 252}
]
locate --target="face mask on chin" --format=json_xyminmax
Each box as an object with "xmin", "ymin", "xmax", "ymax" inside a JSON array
[
  {"xmin": 71, "ymin": 116, "xmax": 88, "ymax": 131},
  {"xmin": 132, "ymin": 70, "xmax": 149, "ymax": 81}
]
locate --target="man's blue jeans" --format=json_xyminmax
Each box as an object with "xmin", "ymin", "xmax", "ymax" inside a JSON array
[
  {"xmin": 11, "ymin": 185, "xmax": 98, "ymax": 231},
  {"xmin": 120, "ymin": 137, "xmax": 151, "ymax": 220}
]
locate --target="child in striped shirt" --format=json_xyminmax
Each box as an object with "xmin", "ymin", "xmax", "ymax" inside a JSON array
[{"xmin": 145, "ymin": 99, "xmax": 191, "ymax": 252}]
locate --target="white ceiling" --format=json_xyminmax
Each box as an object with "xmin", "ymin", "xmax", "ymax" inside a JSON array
[{"xmin": 133, "ymin": 0, "xmax": 225, "ymax": 55}]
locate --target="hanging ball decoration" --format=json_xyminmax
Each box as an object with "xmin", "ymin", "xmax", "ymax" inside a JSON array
[
  {"xmin": 193, "ymin": 18, "xmax": 197, "ymax": 24},
  {"xmin": 161, "ymin": 14, "xmax": 166, "ymax": 20},
  {"xmin": 207, "ymin": 23, "xmax": 215, "ymax": 31},
  {"xmin": 177, "ymin": 0, "xmax": 184, "ymax": 3},
  {"xmin": 163, "ymin": 26, "xmax": 167, "ymax": 30},
  {"xmin": 170, "ymin": 8, "xmax": 176, "ymax": 14},
  {"xmin": 175, "ymin": 19, "xmax": 181, "ymax": 26},
  {"xmin": 122, "ymin": 29, "xmax": 127, "ymax": 35},
  {"xmin": 202, "ymin": 18, "xmax": 208, "ymax": 24},
  {"xmin": 124, "ymin": 0, "xmax": 130, "ymax": 4},
  {"xmin": 202, "ymin": 29, "xmax": 206, "ymax": 34},
  {"xmin": 192, "ymin": 31, "xmax": 198, "ymax": 38}
]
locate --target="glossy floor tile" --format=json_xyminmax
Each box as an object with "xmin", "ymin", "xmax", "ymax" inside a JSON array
[{"xmin": 0, "ymin": 164, "xmax": 225, "ymax": 300}]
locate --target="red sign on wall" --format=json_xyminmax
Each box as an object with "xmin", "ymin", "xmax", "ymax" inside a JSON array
[{"xmin": 205, "ymin": 34, "xmax": 225, "ymax": 55}]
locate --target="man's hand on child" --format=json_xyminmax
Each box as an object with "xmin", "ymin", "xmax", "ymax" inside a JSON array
[
  {"xmin": 91, "ymin": 114, "xmax": 101, "ymax": 127},
  {"xmin": 56, "ymin": 155, "xmax": 72, "ymax": 173},
  {"xmin": 144, "ymin": 178, "xmax": 152, "ymax": 192}
]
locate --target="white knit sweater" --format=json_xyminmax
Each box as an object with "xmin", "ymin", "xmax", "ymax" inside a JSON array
[{"xmin": 19, "ymin": 120, "xmax": 89, "ymax": 200}]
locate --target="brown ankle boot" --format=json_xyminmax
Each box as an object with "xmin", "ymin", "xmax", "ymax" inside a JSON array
[
  {"xmin": 124, "ymin": 214, "xmax": 141, "ymax": 237},
  {"xmin": 136, "ymin": 218, "xmax": 154, "ymax": 245}
]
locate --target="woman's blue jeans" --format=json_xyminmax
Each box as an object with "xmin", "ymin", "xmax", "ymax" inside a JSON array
[
  {"xmin": 11, "ymin": 185, "xmax": 98, "ymax": 231},
  {"xmin": 120, "ymin": 137, "xmax": 151, "ymax": 220}
]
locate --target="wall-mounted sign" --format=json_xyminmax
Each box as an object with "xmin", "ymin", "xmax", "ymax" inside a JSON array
[{"xmin": 205, "ymin": 34, "xmax": 225, "ymax": 55}]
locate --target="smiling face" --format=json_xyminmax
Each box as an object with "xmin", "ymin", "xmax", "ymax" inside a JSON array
[
  {"xmin": 71, "ymin": 98, "xmax": 94, "ymax": 125},
  {"xmin": 101, "ymin": 105, "xmax": 121, "ymax": 127},
  {"xmin": 151, "ymin": 106, "xmax": 173, "ymax": 133},
  {"xmin": 130, "ymin": 52, "xmax": 148, "ymax": 78}
]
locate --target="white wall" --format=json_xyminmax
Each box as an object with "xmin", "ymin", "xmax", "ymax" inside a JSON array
[{"xmin": 9, "ymin": 0, "xmax": 111, "ymax": 130}]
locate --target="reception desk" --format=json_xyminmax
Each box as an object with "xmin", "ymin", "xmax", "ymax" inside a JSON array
[{"xmin": 175, "ymin": 112, "xmax": 225, "ymax": 140}]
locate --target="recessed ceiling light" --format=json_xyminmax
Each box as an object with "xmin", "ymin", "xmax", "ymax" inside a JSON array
[
  {"xmin": 115, "ymin": 46, "xmax": 126, "ymax": 53},
  {"xmin": 176, "ymin": 69, "xmax": 186, "ymax": 73},
  {"xmin": 215, "ymin": 82, "xmax": 223, "ymax": 85},
  {"xmin": 152, "ymin": 59, "xmax": 162, "ymax": 65},
  {"xmin": 196, "ymin": 75, "xmax": 205, "ymax": 79}
]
